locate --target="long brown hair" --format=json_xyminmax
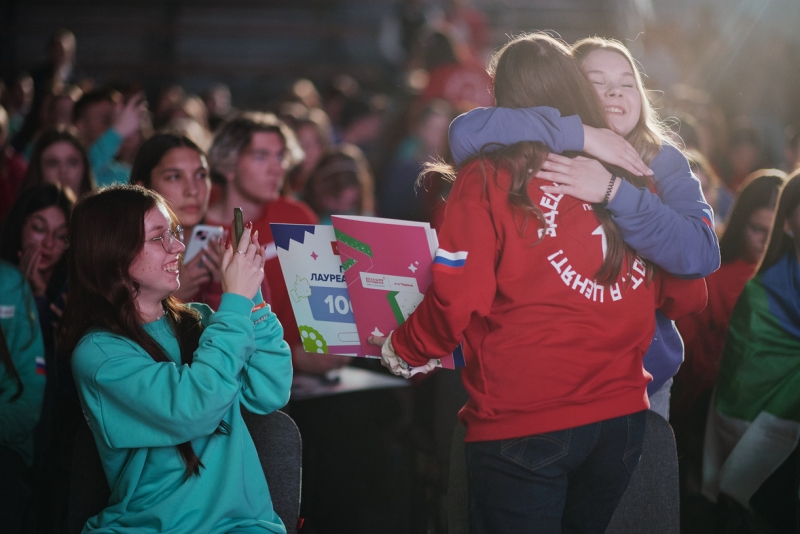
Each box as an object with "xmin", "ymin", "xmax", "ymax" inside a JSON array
[
  {"xmin": 59, "ymin": 185, "xmax": 224, "ymax": 478},
  {"xmin": 758, "ymin": 169, "xmax": 800, "ymax": 274},
  {"xmin": 719, "ymin": 170, "xmax": 785, "ymax": 264},
  {"xmin": 426, "ymin": 32, "xmax": 652, "ymax": 284}
]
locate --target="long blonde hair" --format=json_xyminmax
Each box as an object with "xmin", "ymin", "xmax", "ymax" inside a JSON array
[{"xmin": 573, "ymin": 37, "xmax": 672, "ymax": 165}]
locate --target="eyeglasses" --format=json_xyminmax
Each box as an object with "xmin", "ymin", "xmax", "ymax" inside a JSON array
[{"xmin": 146, "ymin": 226, "xmax": 184, "ymax": 253}]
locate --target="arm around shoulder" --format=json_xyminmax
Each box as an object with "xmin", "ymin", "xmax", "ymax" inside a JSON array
[
  {"xmin": 448, "ymin": 106, "xmax": 584, "ymax": 165},
  {"xmin": 606, "ymin": 144, "xmax": 720, "ymax": 278}
]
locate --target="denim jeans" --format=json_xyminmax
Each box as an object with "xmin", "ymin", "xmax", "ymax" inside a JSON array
[{"xmin": 465, "ymin": 410, "xmax": 647, "ymax": 534}]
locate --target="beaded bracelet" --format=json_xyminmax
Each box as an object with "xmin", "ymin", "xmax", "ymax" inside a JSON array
[{"xmin": 603, "ymin": 174, "xmax": 618, "ymax": 206}]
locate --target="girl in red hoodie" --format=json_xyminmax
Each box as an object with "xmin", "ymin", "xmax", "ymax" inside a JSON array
[{"xmin": 371, "ymin": 33, "xmax": 706, "ymax": 533}]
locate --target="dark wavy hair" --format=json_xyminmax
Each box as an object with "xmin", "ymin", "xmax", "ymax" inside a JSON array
[
  {"xmin": 21, "ymin": 126, "xmax": 95, "ymax": 198},
  {"xmin": 130, "ymin": 132, "xmax": 206, "ymax": 188},
  {"xmin": 59, "ymin": 185, "xmax": 226, "ymax": 478},
  {"xmin": 719, "ymin": 170, "xmax": 785, "ymax": 264},
  {"xmin": 759, "ymin": 169, "xmax": 800, "ymax": 274},
  {"xmin": 425, "ymin": 32, "xmax": 652, "ymax": 285},
  {"xmin": 0, "ymin": 182, "xmax": 74, "ymax": 303}
]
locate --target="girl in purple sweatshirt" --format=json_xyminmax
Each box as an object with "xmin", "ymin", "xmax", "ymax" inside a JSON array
[{"xmin": 448, "ymin": 37, "xmax": 720, "ymax": 419}]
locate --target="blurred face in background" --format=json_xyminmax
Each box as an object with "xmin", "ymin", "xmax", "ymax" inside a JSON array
[
  {"xmin": 41, "ymin": 140, "xmax": 85, "ymax": 196},
  {"xmin": 233, "ymin": 131, "xmax": 287, "ymax": 204},
  {"xmin": 76, "ymin": 100, "xmax": 114, "ymax": 146},
  {"xmin": 21, "ymin": 206, "xmax": 69, "ymax": 273},
  {"xmin": 297, "ymin": 123, "xmax": 325, "ymax": 175},
  {"xmin": 743, "ymin": 207, "xmax": 775, "ymax": 263},
  {"xmin": 417, "ymin": 110, "xmax": 451, "ymax": 157},
  {"xmin": 148, "ymin": 147, "xmax": 210, "ymax": 229}
]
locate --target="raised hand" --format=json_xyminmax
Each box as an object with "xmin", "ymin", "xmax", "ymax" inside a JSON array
[
  {"xmin": 537, "ymin": 154, "xmax": 621, "ymax": 204},
  {"xmin": 18, "ymin": 243, "xmax": 47, "ymax": 296},
  {"xmin": 113, "ymin": 92, "xmax": 148, "ymax": 139},
  {"xmin": 219, "ymin": 223, "xmax": 265, "ymax": 299},
  {"xmin": 582, "ymin": 125, "xmax": 653, "ymax": 177}
]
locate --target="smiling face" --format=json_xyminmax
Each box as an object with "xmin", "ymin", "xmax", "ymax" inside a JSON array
[
  {"xmin": 148, "ymin": 147, "xmax": 210, "ymax": 229},
  {"xmin": 128, "ymin": 204, "xmax": 185, "ymax": 310},
  {"xmin": 231, "ymin": 131, "xmax": 287, "ymax": 204},
  {"xmin": 40, "ymin": 140, "xmax": 85, "ymax": 195},
  {"xmin": 581, "ymin": 49, "xmax": 642, "ymax": 137},
  {"xmin": 21, "ymin": 205, "xmax": 69, "ymax": 273}
]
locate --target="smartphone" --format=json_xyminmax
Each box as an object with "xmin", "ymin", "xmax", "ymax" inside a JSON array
[
  {"xmin": 183, "ymin": 224, "xmax": 224, "ymax": 263},
  {"xmin": 233, "ymin": 207, "xmax": 244, "ymax": 248}
]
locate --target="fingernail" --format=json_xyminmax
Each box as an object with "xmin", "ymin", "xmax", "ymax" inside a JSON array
[
  {"xmin": 245, "ymin": 221, "xmax": 253, "ymax": 229},
  {"xmin": 253, "ymin": 230, "xmax": 259, "ymax": 239}
]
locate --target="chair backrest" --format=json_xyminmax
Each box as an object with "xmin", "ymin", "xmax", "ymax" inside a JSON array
[
  {"xmin": 67, "ymin": 410, "xmax": 302, "ymax": 534},
  {"xmin": 445, "ymin": 411, "xmax": 680, "ymax": 534},
  {"xmin": 242, "ymin": 409, "xmax": 303, "ymax": 534},
  {"xmin": 66, "ymin": 420, "xmax": 110, "ymax": 534},
  {"xmin": 605, "ymin": 410, "xmax": 680, "ymax": 534}
]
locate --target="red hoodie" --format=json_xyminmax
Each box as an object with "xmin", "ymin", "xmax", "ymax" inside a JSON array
[{"xmin": 393, "ymin": 160, "xmax": 707, "ymax": 442}]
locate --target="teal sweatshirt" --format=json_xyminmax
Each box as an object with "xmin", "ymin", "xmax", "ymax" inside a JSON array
[
  {"xmin": 72, "ymin": 292, "xmax": 293, "ymax": 533},
  {"xmin": 88, "ymin": 129, "xmax": 131, "ymax": 187},
  {"xmin": 0, "ymin": 261, "xmax": 46, "ymax": 466}
]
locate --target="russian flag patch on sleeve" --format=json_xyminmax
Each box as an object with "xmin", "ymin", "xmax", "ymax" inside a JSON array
[
  {"xmin": 35, "ymin": 356, "xmax": 46, "ymax": 375},
  {"xmin": 432, "ymin": 249, "xmax": 468, "ymax": 274},
  {"xmin": 702, "ymin": 208, "xmax": 714, "ymax": 229}
]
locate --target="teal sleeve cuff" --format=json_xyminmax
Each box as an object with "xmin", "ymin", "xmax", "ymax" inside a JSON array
[
  {"xmin": 217, "ymin": 293, "xmax": 255, "ymax": 316},
  {"xmin": 252, "ymin": 288, "xmax": 264, "ymax": 305},
  {"xmin": 106, "ymin": 128, "xmax": 124, "ymax": 146}
]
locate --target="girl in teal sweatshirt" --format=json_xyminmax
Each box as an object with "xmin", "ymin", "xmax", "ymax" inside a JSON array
[
  {"xmin": 0, "ymin": 260, "xmax": 46, "ymax": 530},
  {"xmin": 61, "ymin": 185, "xmax": 293, "ymax": 533}
]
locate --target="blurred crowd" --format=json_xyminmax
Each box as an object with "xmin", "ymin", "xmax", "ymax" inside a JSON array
[{"xmin": 1, "ymin": 2, "xmax": 800, "ymax": 532}]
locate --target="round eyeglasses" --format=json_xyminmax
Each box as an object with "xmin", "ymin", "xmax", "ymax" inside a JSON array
[{"xmin": 147, "ymin": 226, "xmax": 184, "ymax": 253}]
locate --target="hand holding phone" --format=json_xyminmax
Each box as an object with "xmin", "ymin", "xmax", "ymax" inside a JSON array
[
  {"xmin": 184, "ymin": 225, "xmax": 224, "ymax": 263},
  {"xmin": 233, "ymin": 207, "xmax": 244, "ymax": 249}
]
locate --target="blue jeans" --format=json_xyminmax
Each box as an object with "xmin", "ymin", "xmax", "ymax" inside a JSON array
[{"xmin": 465, "ymin": 411, "xmax": 647, "ymax": 534}]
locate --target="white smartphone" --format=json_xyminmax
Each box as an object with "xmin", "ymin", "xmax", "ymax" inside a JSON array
[{"xmin": 183, "ymin": 224, "xmax": 224, "ymax": 263}]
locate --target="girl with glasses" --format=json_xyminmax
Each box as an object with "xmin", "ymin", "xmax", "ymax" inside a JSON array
[
  {"xmin": 59, "ymin": 185, "xmax": 292, "ymax": 533},
  {"xmin": 131, "ymin": 132, "xmax": 272, "ymax": 310}
]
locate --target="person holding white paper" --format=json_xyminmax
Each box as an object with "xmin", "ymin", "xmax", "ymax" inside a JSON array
[{"xmin": 370, "ymin": 33, "xmax": 707, "ymax": 532}]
